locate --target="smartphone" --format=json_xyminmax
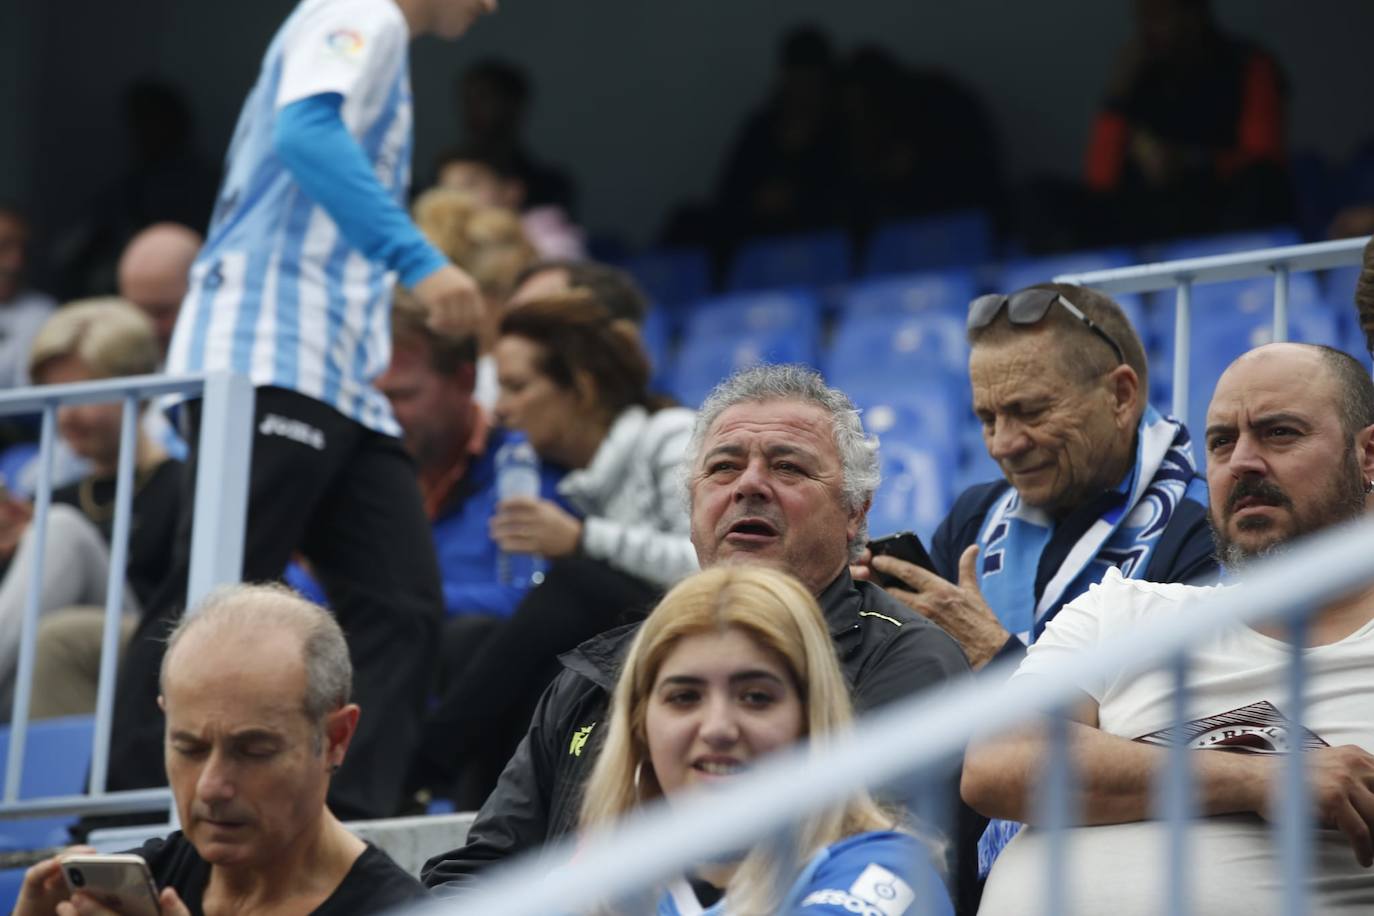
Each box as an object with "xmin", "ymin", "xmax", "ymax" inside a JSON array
[
  {"xmin": 866, "ymin": 531, "xmax": 936, "ymax": 589},
  {"xmin": 60, "ymin": 853, "xmax": 161, "ymax": 916}
]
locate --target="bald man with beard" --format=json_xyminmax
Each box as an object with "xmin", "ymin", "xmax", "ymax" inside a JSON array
[{"xmin": 117, "ymin": 223, "xmax": 202, "ymax": 360}]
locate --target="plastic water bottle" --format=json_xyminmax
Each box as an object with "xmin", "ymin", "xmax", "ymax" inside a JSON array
[{"xmin": 495, "ymin": 440, "xmax": 546, "ymax": 587}]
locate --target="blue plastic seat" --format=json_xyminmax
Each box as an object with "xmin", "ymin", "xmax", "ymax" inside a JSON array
[
  {"xmin": 840, "ymin": 270, "xmax": 977, "ymax": 321},
  {"xmin": 827, "ymin": 313, "xmax": 970, "ymax": 382},
  {"xmin": 862, "ymin": 210, "xmax": 993, "ymax": 275},
  {"xmin": 865, "ymin": 433, "xmax": 957, "ymax": 541},
  {"xmin": 726, "ymin": 230, "xmax": 852, "ymax": 292},
  {"xmin": 620, "ymin": 247, "xmax": 712, "ymax": 307},
  {"xmin": 1151, "ymin": 227, "xmax": 1302, "ymax": 262},
  {"xmin": 852, "ymin": 389, "xmax": 963, "ymax": 462},
  {"xmin": 680, "ymin": 289, "xmax": 822, "ymax": 342},
  {"xmin": 1149, "ymin": 273, "xmax": 1326, "ymax": 364},
  {"xmin": 1153, "ymin": 305, "xmax": 1343, "ymax": 429},
  {"xmin": 0, "ymin": 715, "xmax": 95, "ymax": 851},
  {"xmin": 997, "ymin": 248, "xmax": 1136, "ymax": 293},
  {"xmin": 953, "ymin": 419, "xmax": 1004, "ymax": 496},
  {"xmin": 668, "ymin": 331, "xmax": 819, "ymax": 408}
]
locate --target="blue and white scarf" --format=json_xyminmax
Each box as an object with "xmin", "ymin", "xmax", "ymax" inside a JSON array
[{"xmin": 976, "ymin": 405, "xmax": 1198, "ymax": 877}]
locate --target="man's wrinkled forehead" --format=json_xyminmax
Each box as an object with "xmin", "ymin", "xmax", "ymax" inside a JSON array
[{"xmin": 699, "ymin": 400, "xmax": 836, "ymax": 464}]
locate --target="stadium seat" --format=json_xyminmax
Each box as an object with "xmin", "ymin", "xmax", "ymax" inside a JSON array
[
  {"xmin": 680, "ymin": 289, "xmax": 822, "ymax": 342},
  {"xmin": 640, "ymin": 308, "xmax": 674, "ymax": 393},
  {"xmin": 0, "ymin": 715, "xmax": 95, "ymax": 851},
  {"xmin": 0, "ymin": 867, "xmax": 25, "ymax": 914},
  {"xmin": 1154, "ymin": 305, "xmax": 1343, "ymax": 429},
  {"xmin": 953, "ymin": 420, "xmax": 1004, "ymax": 496},
  {"xmin": 1149, "ymin": 273, "xmax": 1326, "ymax": 364},
  {"xmin": 620, "ymin": 247, "xmax": 712, "ymax": 307},
  {"xmin": 668, "ymin": 330, "xmax": 819, "ymax": 408},
  {"xmin": 864, "ymin": 432, "xmax": 956, "ymax": 541},
  {"xmin": 1151, "ymin": 227, "xmax": 1302, "ymax": 262},
  {"xmin": 827, "ymin": 313, "xmax": 970, "ymax": 382},
  {"xmin": 726, "ymin": 230, "xmax": 852, "ymax": 292},
  {"xmin": 839, "ymin": 270, "xmax": 977, "ymax": 321},
  {"xmin": 862, "ymin": 210, "xmax": 993, "ymax": 275},
  {"xmin": 852, "ymin": 392, "xmax": 962, "ymax": 463},
  {"xmin": 996, "ymin": 247, "xmax": 1135, "ymax": 293}
]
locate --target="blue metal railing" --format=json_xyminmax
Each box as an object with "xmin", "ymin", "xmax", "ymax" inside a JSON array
[{"xmin": 0, "ymin": 371, "xmax": 253, "ymax": 822}]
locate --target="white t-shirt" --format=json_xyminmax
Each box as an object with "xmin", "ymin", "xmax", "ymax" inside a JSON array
[{"xmin": 979, "ymin": 569, "xmax": 1374, "ymax": 916}]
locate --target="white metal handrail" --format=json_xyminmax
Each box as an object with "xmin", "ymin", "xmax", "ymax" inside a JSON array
[
  {"xmin": 0, "ymin": 371, "xmax": 253, "ymax": 823},
  {"xmin": 414, "ymin": 511, "xmax": 1374, "ymax": 916},
  {"xmin": 1056, "ymin": 235, "xmax": 1371, "ymax": 430}
]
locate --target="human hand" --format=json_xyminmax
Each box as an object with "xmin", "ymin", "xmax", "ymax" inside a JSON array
[
  {"xmin": 490, "ymin": 496, "xmax": 583, "ymax": 558},
  {"xmin": 1256, "ymin": 744, "xmax": 1374, "ymax": 868},
  {"xmin": 59, "ymin": 886, "xmax": 191, "ymax": 916},
  {"xmin": 869, "ymin": 544, "xmax": 1008, "ymax": 669},
  {"xmin": 13, "ymin": 845, "xmax": 95, "ymax": 916},
  {"xmin": 0, "ymin": 496, "xmax": 33, "ymax": 558},
  {"xmin": 848, "ymin": 547, "xmax": 873, "ymax": 583},
  {"xmin": 411, "ymin": 264, "xmax": 484, "ymax": 336}
]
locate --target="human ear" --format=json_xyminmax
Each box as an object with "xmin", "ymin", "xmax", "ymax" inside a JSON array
[{"xmin": 1106, "ymin": 364, "xmax": 1140, "ymax": 426}]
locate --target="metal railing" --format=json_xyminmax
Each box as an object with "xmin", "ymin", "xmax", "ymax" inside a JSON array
[
  {"xmin": 406, "ymin": 238, "xmax": 1374, "ymax": 915},
  {"xmin": 0, "ymin": 371, "xmax": 253, "ymax": 821},
  {"xmin": 1056, "ymin": 234, "xmax": 1371, "ymax": 431},
  {"xmin": 416, "ymin": 512, "xmax": 1374, "ymax": 916}
]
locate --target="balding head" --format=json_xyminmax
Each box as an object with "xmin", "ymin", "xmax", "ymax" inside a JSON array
[
  {"xmin": 161, "ymin": 583, "xmax": 351, "ymax": 733},
  {"xmin": 117, "ymin": 223, "xmax": 201, "ymax": 355}
]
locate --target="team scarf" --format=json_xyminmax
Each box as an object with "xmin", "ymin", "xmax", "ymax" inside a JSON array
[
  {"xmin": 975, "ymin": 405, "xmax": 1198, "ymax": 877},
  {"xmin": 974, "ymin": 405, "xmax": 1197, "ymax": 645}
]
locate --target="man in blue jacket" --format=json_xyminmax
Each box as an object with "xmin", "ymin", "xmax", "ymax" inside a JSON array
[{"xmin": 855, "ymin": 283, "xmax": 1216, "ymax": 882}]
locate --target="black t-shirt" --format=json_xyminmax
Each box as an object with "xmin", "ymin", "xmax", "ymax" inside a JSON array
[
  {"xmin": 51, "ymin": 458, "xmax": 182, "ymax": 608},
  {"xmin": 133, "ymin": 831, "xmax": 426, "ymax": 915}
]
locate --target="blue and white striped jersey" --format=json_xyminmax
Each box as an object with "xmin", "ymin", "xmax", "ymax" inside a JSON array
[{"xmin": 167, "ymin": 0, "xmax": 415, "ymax": 435}]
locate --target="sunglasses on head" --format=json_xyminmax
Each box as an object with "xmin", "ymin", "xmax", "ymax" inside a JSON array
[{"xmin": 967, "ymin": 289, "xmax": 1126, "ymax": 366}]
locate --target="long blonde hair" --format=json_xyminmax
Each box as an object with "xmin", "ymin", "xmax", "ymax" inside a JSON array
[{"xmin": 578, "ymin": 565, "xmax": 896, "ymax": 914}]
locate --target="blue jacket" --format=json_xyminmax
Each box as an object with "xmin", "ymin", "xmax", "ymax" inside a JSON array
[{"xmin": 287, "ymin": 426, "xmax": 566, "ymax": 618}]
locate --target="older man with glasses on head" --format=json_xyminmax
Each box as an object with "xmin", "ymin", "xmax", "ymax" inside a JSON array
[{"xmin": 854, "ymin": 281, "xmax": 1219, "ymax": 882}]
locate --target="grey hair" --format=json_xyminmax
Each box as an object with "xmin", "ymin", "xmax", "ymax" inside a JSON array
[
  {"xmin": 160, "ymin": 583, "xmax": 352, "ymax": 742},
  {"xmin": 685, "ymin": 364, "xmax": 880, "ymax": 559}
]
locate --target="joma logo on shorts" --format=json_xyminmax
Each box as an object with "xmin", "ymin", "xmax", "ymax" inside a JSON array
[{"xmin": 259, "ymin": 414, "xmax": 326, "ymax": 451}]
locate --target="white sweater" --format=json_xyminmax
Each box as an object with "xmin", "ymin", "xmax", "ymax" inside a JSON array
[{"xmin": 557, "ymin": 405, "xmax": 699, "ymax": 589}]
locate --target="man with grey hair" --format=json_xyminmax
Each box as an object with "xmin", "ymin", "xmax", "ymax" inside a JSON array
[
  {"xmin": 117, "ymin": 222, "xmax": 202, "ymax": 360},
  {"xmin": 15, "ymin": 583, "xmax": 424, "ymax": 915},
  {"xmin": 424, "ymin": 364, "xmax": 975, "ymax": 905}
]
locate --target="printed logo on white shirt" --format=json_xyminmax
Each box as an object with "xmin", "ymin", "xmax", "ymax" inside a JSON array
[{"xmin": 1134, "ymin": 700, "xmax": 1330, "ymax": 754}]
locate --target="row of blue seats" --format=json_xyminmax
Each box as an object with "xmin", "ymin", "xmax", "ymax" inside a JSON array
[
  {"xmin": 635, "ymin": 235, "xmax": 1369, "ymax": 540},
  {"xmin": 619, "ymin": 218, "xmax": 1319, "ymax": 304}
]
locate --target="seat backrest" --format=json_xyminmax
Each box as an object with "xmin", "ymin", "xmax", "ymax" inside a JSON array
[
  {"xmin": 862, "ymin": 210, "xmax": 993, "ymax": 275},
  {"xmin": 727, "ymin": 230, "xmax": 852, "ymax": 292}
]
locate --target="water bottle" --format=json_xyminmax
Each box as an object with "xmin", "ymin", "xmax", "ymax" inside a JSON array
[{"xmin": 495, "ymin": 440, "xmax": 546, "ymax": 587}]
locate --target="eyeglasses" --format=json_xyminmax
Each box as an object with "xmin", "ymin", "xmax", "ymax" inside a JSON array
[{"xmin": 967, "ymin": 289, "xmax": 1126, "ymax": 366}]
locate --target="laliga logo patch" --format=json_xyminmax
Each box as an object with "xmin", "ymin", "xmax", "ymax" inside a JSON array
[{"xmin": 325, "ymin": 28, "xmax": 365, "ymax": 58}]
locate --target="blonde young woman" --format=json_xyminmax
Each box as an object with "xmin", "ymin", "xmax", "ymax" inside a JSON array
[{"xmin": 579, "ymin": 565, "xmax": 952, "ymax": 916}]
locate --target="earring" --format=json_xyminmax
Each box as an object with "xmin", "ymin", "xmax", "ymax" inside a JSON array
[
  {"xmin": 633, "ymin": 760, "xmax": 643, "ymax": 796},
  {"xmin": 330, "ymin": 763, "xmax": 341, "ymax": 774},
  {"xmin": 1366, "ymin": 479, "xmax": 1374, "ymax": 494}
]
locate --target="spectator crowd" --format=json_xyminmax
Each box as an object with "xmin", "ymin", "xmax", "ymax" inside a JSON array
[{"xmin": 3, "ymin": 0, "xmax": 1374, "ymax": 914}]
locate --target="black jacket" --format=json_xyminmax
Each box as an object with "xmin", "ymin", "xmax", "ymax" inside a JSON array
[{"xmin": 423, "ymin": 570, "xmax": 977, "ymax": 902}]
